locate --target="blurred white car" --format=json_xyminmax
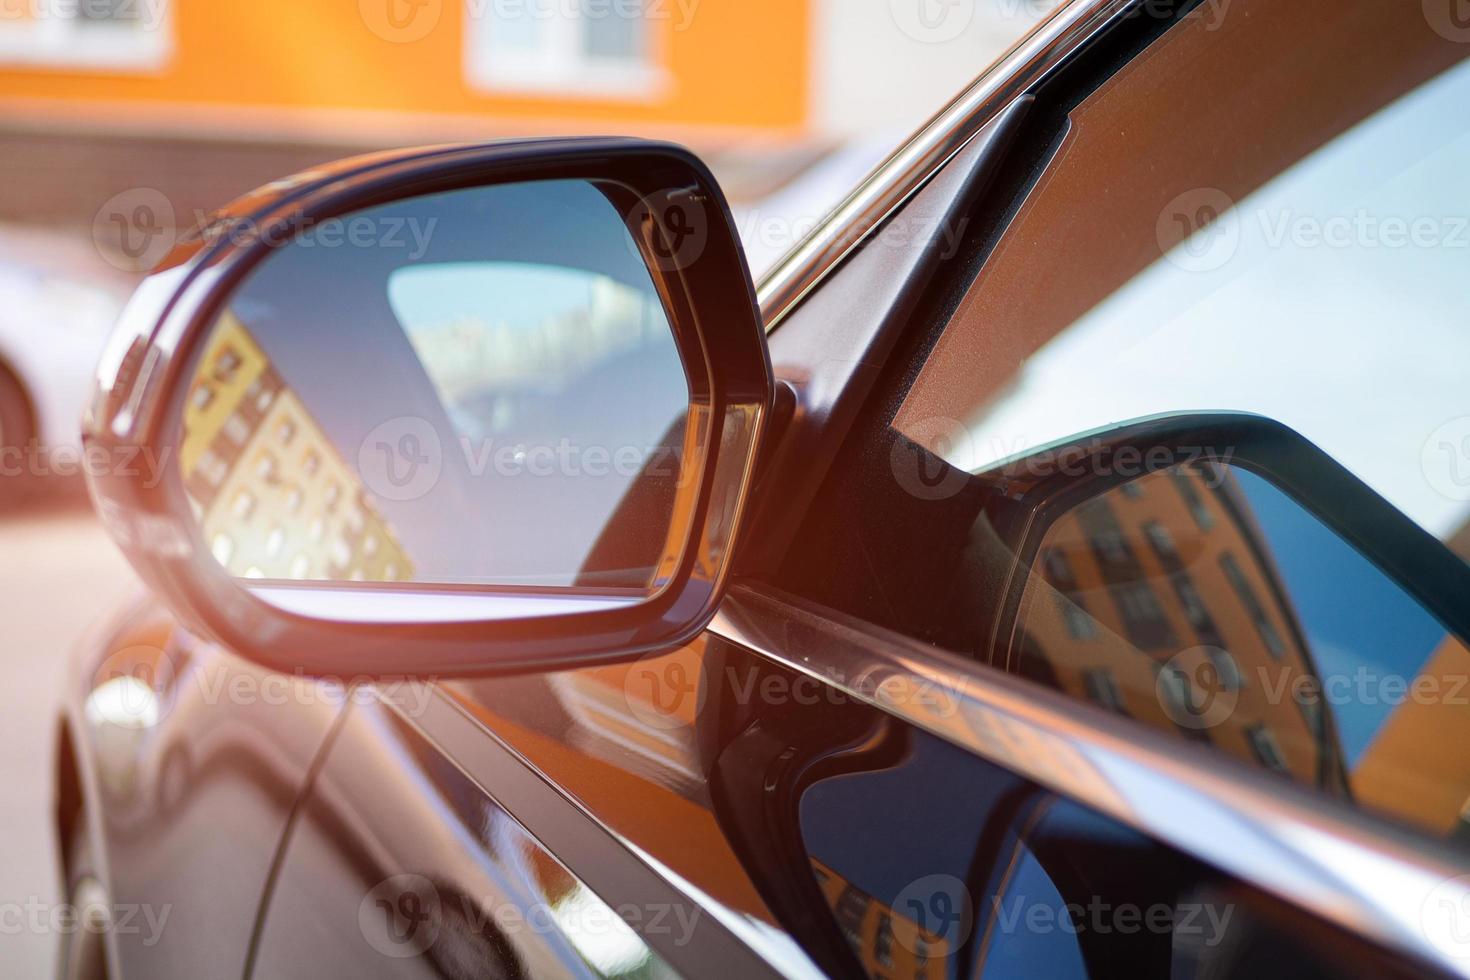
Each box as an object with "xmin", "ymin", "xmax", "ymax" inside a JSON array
[
  {"xmin": 732, "ymin": 134, "xmax": 903, "ymax": 279},
  {"xmin": 0, "ymin": 261, "xmax": 125, "ymax": 474}
]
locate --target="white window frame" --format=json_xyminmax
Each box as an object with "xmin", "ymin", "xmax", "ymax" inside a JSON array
[
  {"xmin": 0, "ymin": 0, "xmax": 172, "ymax": 71},
  {"xmin": 464, "ymin": 0, "xmax": 668, "ymax": 100}
]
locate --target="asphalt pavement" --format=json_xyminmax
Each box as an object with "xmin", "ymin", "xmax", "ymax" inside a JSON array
[{"xmin": 0, "ymin": 491, "xmax": 139, "ymax": 977}]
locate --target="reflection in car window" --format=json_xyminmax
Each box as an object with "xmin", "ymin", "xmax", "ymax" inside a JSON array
[
  {"xmin": 848, "ymin": 0, "xmax": 1470, "ymax": 845},
  {"xmin": 973, "ymin": 844, "xmax": 1086, "ymax": 980},
  {"xmin": 769, "ymin": 0, "xmax": 1470, "ymax": 857},
  {"xmin": 895, "ymin": 0, "xmax": 1470, "ymax": 561},
  {"xmin": 1016, "ymin": 460, "xmax": 1470, "ymax": 832}
]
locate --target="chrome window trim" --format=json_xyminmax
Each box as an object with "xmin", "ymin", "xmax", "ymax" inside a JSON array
[
  {"xmin": 755, "ymin": 0, "xmax": 1137, "ymax": 330},
  {"xmin": 384, "ymin": 681, "xmax": 828, "ymax": 980},
  {"xmin": 711, "ymin": 583, "xmax": 1470, "ymax": 977}
]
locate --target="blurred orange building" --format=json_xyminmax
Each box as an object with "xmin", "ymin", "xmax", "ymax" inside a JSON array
[
  {"xmin": 0, "ymin": 0, "xmax": 812, "ymax": 245},
  {"xmin": 0, "ymin": 0, "xmax": 808, "ymax": 140},
  {"xmin": 0, "ymin": 0, "xmax": 1043, "ymax": 249}
]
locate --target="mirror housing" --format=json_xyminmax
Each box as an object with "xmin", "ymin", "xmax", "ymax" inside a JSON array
[{"xmin": 84, "ymin": 138, "xmax": 772, "ymax": 678}]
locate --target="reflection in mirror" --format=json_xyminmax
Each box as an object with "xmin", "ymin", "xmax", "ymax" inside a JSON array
[
  {"xmin": 1014, "ymin": 461, "xmax": 1470, "ymax": 837},
  {"xmin": 178, "ymin": 180, "xmax": 692, "ymax": 594}
]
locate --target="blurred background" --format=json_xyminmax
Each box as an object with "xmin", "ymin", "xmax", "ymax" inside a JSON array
[{"xmin": 0, "ymin": 0, "xmax": 1050, "ymax": 972}]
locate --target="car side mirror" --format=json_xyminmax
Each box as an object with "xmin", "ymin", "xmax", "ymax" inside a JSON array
[{"xmin": 84, "ymin": 139, "xmax": 772, "ymax": 678}]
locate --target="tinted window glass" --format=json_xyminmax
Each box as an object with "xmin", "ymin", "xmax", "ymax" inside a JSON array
[
  {"xmin": 796, "ymin": 718, "xmax": 1413, "ymax": 980},
  {"xmin": 1015, "ymin": 461, "xmax": 1470, "ymax": 829},
  {"xmin": 781, "ymin": 0, "xmax": 1470, "ymax": 850},
  {"xmin": 896, "ymin": 0, "xmax": 1470, "ymax": 560}
]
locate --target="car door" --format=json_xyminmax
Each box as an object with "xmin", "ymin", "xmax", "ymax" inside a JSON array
[
  {"xmin": 246, "ymin": 0, "xmax": 1470, "ymax": 977},
  {"xmin": 70, "ymin": 602, "xmax": 348, "ymax": 980},
  {"xmin": 763, "ymin": 0, "xmax": 1470, "ymax": 973}
]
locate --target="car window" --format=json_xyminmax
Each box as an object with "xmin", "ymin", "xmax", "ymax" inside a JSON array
[
  {"xmin": 793, "ymin": 711, "xmax": 1401, "ymax": 980},
  {"xmin": 780, "ymin": 0, "xmax": 1470, "ymax": 847},
  {"xmin": 895, "ymin": 0, "xmax": 1470, "ymax": 558}
]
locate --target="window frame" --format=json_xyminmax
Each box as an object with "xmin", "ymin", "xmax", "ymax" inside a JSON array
[
  {"xmin": 463, "ymin": 0, "xmax": 668, "ymax": 100},
  {"xmin": 0, "ymin": 1, "xmax": 171, "ymax": 71}
]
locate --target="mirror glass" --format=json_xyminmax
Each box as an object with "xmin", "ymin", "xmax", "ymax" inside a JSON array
[
  {"xmin": 178, "ymin": 180, "xmax": 692, "ymax": 596},
  {"xmin": 1014, "ymin": 461, "xmax": 1470, "ymax": 823}
]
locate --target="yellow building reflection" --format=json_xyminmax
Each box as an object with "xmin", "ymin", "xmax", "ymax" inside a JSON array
[
  {"xmin": 180, "ymin": 312, "xmax": 414, "ymax": 582},
  {"xmin": 811, "ymin": 858, "xmax": 949, "ymax": 980}
]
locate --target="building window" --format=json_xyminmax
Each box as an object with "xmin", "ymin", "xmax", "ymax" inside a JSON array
[
  {"xmin": 231, "ymin": 490, "xmax": 255, "ymax": 521},
  {"xmin": 1171, "ymin": 468, "xmax": 1216, "ymax": 531},
  {"xmin": 1057, "ymin": 595, "xmax": 1098, "ymax": 641},
  {"xmin": 1202, "ymin": 647, "xmax": 1242, "ymax": 693},
  {"xmin": 1141, "ymin": 521, "xmax": 1177, "ymax": 561},
  {"xmin": 1244, "ymin": 724, "xmax": 1289, "ymax": 773},
  {"xmin": 223, "ymin": 414, "xmax": 252, "ymax": 446},
  {"xmin": 0, "ymin": 0, "xmax": 171, "ymax": 70},
  {"xmin": 1111, "ymin": 580, "xmax": 1177, "ymax": 651},
  {"xmin": 214, "ymin": 347, "xmax": 242, "ymax": 382},
  {"xmin": 1220, "ymin": 552, "xmax": 1287, "ymax": 658},
  {"xmin": 1082, "ymin": 669, "xmax": 1128, "ymax": 715},
  {"xmin": 466, "ymin": 0, "xmax": 666, "ymax": 99}
]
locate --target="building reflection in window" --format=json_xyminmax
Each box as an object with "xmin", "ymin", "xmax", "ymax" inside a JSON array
[{"xmin": 1014, "ymin": 461, "xmax": 1470, "ymax": 842}]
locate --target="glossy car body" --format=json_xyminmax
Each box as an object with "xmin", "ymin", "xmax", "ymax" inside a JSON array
[{"xmin": 56, "ymin": 1, "xmax": 1470, "ymax": 978}]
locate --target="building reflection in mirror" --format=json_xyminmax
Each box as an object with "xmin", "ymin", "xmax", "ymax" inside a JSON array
[{"xmin": 180, "ymin": 311, "xmax": 415, "ymax": 583}]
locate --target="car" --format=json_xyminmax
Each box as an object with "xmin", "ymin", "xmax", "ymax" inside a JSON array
[
  {"xmin": 0, "ymin": 257, "xmax": 125, "ymax": 498},
  {"xmin": 55, "ymin": 0, "xmax": 1470, "ymax": 978}
]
